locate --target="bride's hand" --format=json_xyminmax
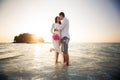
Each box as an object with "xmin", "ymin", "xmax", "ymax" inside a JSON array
[{"xmin": 54, "ymin": 28, "xmax": 59, "ymax": 31}]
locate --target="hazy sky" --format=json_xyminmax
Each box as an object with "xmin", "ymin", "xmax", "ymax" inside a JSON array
[{"xmin": 0, "ymin": 0, "xmax": 120, "ymax": 42}]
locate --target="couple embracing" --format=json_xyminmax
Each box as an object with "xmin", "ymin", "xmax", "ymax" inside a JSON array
[{"xmin": 51, "ymin": 12, "xmax": 70, "ymax": 66}]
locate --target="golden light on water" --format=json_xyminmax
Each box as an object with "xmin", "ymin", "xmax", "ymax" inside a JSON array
[{"xmin": 34, "ymin": 44, "xmax": 41, "ymax": 58}]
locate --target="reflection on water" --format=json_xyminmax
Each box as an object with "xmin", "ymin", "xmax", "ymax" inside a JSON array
[
  {"xmin": 0, "ymin": 43, "xmax": 120, "ymax": 80},
  {"xmin": 34, "ymin": 44, "xmax": 41, "ymax": 59}
]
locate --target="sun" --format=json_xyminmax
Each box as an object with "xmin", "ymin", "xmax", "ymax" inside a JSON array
[{"xmin": 34, "ymin": 33, "xmax": 41, "ymax": 38}]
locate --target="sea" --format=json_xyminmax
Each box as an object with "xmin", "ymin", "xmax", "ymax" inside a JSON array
[{"xmin": 0, "ymin": 43, "xmax": 120, "ymax": 80}]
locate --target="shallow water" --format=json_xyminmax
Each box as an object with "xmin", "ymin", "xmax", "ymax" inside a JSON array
[{"xmin": 0, "ymin": 43, "xmax": 120, "ymax": 80}]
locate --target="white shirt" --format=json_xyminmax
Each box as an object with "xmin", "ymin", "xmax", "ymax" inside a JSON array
[
  {"xmin": 59, "ymin": 17, "xmax": 70, "ymax": 39},
  {"xmin": 51, "ymin": 23, "xmax": 60, "ymax": 36}
]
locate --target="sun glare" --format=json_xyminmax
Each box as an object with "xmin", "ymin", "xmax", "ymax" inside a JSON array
[
  {"xmin": 34, "ymin": 33, "xmax": 41, "ymax": 38},
  {"xmin": 34, "ymin": 44, "xmax": 41, "ymax": 57}
]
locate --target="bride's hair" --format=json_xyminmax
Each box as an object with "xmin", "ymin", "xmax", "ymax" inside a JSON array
[{"xmin": 55, "ymin": 16, "xmax": 61, "ymax": 24}]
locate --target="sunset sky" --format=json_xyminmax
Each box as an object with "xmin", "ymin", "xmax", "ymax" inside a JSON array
[{"xmin": 0, "ymin": 0, "xmax": 120, "ymax": 42}]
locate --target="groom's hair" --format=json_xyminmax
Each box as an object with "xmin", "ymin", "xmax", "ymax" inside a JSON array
[{"xmin": 59, "ymin": 12, "xmax": 65, "ymax": 17}]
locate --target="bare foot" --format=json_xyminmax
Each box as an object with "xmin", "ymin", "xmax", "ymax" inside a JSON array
[
  {"xmin": 66, "ymin": 63, "xmax": 69, "ymax": 66},
  {"xmin": 63, "ymin": 63, "xmax": 69, "ymax": 66},
  {"xmin": 50, "ymin": 48, "xmax": 55, "ymax": 52},
  {"xmin": 57, "ymin": 61, "xmax": 62, "ymax": 63},
  {"xmin": 55, "ymin": 61, "xmax": 62, "ymax": 64}
]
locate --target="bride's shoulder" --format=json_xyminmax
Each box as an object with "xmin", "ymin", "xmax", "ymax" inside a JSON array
[
  {"xmin": 52, "ymin": 23, "xmax": 60, "ymax": 27},
  {"xmin": 52, "ymin": 23, "xmax": 55, "ymax": 26}
]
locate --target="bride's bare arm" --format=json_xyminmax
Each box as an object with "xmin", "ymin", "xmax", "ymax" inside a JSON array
[{"xmin": 51, "ymin": 24, "xmax": 54, "ymax": 34}]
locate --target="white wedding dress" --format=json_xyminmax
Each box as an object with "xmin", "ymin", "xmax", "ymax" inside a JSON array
[{"xmin": 51, "ymin": 23, "xmax": 60, "ymax": 52}]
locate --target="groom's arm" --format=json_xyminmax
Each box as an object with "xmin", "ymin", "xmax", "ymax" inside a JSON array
[{"xmin": 59, "ymin": 20, "xmax": 67, "ymax": 30}]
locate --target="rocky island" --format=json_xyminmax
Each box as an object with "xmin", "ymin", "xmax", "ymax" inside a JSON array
[{"xmin": 13, "ymin": 33, "xmax": 44, "ymax": 43}]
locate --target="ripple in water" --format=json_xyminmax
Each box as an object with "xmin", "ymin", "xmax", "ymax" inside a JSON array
[{"xmin": 0, "ymin": 43, "xmax": 120, "ymax": 80}]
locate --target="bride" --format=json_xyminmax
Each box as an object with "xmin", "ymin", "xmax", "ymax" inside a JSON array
[{"xmin": 50, "ymin": 16, "xmax": 61, "ymax": 64}]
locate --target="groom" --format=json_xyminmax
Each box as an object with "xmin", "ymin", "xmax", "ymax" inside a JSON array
[{"xmin": 59, "ymin": 12, "xmax": 70, "ymax": 66}]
